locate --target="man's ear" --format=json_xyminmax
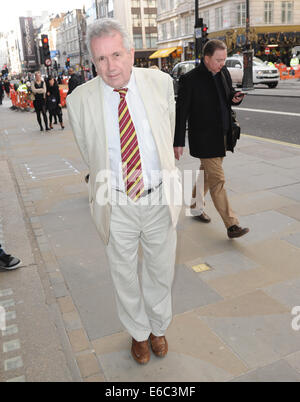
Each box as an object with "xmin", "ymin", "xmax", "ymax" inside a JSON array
[{"xmin": 131, "ymin": 48, "xmax": 135, "ymax": 65}]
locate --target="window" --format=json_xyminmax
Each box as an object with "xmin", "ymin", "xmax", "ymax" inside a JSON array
[
  {"xmin": 203, "ymin": 10, "xmax": 209, "ymax": 28},
  {"xmin": 177, "ymin": 18, "xmax": 181, "ymax": 36},
  {"xmin": 236, "ymin": 2, "xmax": 246, "ymax": 26},
  {"xmin": 169, "ymin": 0, "xmax": 174, "ymax": 10},
  {"xmin": 161, "ymin": 22, "xmax": 167, "ymax": 40},
  {"xmin": 132, "ymin": 0, "xmax": 140, "ymax": 7},
  {"xmin": 215, "ymin": 7, "xmax": 223, "ymax": 30},
  {"xmin": 146, "ymin": 33, "xmax": 157, "ymax": 48},
  {"xmin": 132, "ymin": 12, "xmax": 142, "ymax": 27},
  {"xmin": 145, "ymin": 13, "xmax": 156, "ymax": 27},
  {"xmin": 160, "ymin": 0, "xmax": 166, "ymax": 11},
  {"xmin": 281, "ymin": 1, "xmax": 293, "ymax": 24},
  {"xmin": 264, "ymin": 1, "xmax": 274, "ymax": 24},
  {"xmin": 133, "ymin": 34, "xmax": 143, "ymax": 49},
  {"xmin": 183, "ymin": 15, "xmax": 191, "ymax": 36},
  {"xmin": 143, "ymin": 0, "xmax": 156, "ymax": 6},
  {"xmin": 170, "ymin": 20, "xmax": 175, "ymax": 38}
]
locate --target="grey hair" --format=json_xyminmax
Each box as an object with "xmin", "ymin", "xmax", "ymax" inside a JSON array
[{"xmin": 87, "ymin": 18, "xmax": 132, "ymax": 59}]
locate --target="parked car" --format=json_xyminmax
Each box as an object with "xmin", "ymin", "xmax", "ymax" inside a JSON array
[
  {"xmin": 171, "ymin": 56, "xmax": 280, "ymax": 96},
  {"xmin": 171, "ymin": 60, "xmax": 197, "ymax": 96},
  {"xmin": 225, "ymin": 55, "xmax": 280, "ymax": 88}
]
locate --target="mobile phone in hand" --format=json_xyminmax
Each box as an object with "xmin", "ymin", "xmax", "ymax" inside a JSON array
[{"xmin": 235, "ymin": 91, "xmax": 247, "ymax": 97}]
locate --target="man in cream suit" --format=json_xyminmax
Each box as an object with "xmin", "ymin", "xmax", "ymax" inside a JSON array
[{"xmin": 67, "ymin": 19, "xmax": 181, "ymax": 365}]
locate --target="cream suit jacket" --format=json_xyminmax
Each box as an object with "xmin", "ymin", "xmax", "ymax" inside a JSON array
[{"xmin": 67, "ymin": 67, "xmax": 182, "ymax": 245}]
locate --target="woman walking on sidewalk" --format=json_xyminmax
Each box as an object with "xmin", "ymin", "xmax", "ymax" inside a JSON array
[
  {"xmin": 46, "ymin": 77, "xmax": 64, "ymax": 130},
  {"xmin": 31, "ymin": 71, "xmax": 50, "ymax": 132}
]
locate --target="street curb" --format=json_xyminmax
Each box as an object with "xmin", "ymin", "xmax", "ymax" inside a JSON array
[
  {"xmin": 248, "ymin": 93, "xmax": 300, "ymax": 98},
  {"xmin": 9, "ymin": 159, "xmax": 106, "ymax": 382}
]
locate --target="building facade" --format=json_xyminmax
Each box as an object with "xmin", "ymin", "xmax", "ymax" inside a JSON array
[
  {"xmin": 56, "ymin": 10, "xmax": 89, "ymax": 75},
  {"xmin": 199, "ymin": 0, "xmax": 300, "ymax": 64},
  {"xmin": 155, "ymin": 0, "xmax": 300, "ymax": 66},
  {"xmin": 96, "ymin": 0, "xmax": 158, "ymax": 66},
  {"xmin": 155, "ymin": 0, "xmax": 194, "ymax": 69},
  {"xmin": 5, "ymin": 31, "xmax": 22, "ymax": 75}
]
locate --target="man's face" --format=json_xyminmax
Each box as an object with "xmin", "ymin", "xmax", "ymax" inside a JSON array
[
  {"xmin": 204, "ymin": 49, "xmax": 227, "ymax": 74},
  {"xmin": 91, "ymin": 31, "xmax": 134, "ymax": 89}
]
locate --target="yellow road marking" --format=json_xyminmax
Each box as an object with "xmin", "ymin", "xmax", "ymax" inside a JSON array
[{"xmin": 241, "ymin": 133, "xmax": 300, "ymax": 149}]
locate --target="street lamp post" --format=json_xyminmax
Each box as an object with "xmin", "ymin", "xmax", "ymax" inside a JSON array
[
  {"xmin": 194, "ymin": 0, "xmax": 203, "ymax": 64},
  {"xmin": 242, "ymin": 0, "xmax": 254, "ymax": 90}
]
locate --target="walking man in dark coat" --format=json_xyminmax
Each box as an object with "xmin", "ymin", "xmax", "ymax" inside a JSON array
[
  {"xmin": 67, "ymin": 68, "xmax": 82, "ymax": 95},
  {"xmin": 174, "ymin": 39, "xmax": 249, "ymax": 239}
]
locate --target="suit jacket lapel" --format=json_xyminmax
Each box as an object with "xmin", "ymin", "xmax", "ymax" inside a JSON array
[{"xmin": 133, "ymin": 68, "xmax": 161, "ymax": 149}]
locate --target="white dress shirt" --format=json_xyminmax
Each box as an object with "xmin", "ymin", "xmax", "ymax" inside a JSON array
[{"xmin": 102, "ymin": 70, "xmax": 162, "ymax": 192}]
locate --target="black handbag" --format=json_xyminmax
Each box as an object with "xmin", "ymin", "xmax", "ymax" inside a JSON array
[
  {"xmin": 220, "ymin": 70, "xmax": 241, "ymax": 150},
  {"xmin": 231, "ymin": 109, "xmax": 241, "ymax": 148}
]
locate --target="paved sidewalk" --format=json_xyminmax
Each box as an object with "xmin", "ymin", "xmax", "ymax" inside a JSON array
[{"xmin": 1, "ymin": 97, "xmax": 300, "ymax": 381}]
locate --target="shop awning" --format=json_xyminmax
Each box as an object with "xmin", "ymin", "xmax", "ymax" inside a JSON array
[{"xmin": 149, "ymin": 47, "xmax": 178, "ymax": 59}]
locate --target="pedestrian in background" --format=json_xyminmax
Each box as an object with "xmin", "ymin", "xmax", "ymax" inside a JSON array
[
  {"xmin": 46, "ymin": 76, "xmax": 64, "ymax": 130},
  {"xmin": 0, "ymin": 79, "xmax": 3, "ymax": 105},
  {"xmin": 4, "ymin": 78, "xmax": 10, "ymax": 98},
  {"xmin": 31, "ymin": 71, "xmax": 50, "ymax": 132},
  {"xmin": 67, "ymin": 68, "xmax": 82, "ymax": 95},
  {"xmin": 174, "ymin": 39, "xmax": 249, "ymax": 239},
  {"xmin": 67, "ymin": 18, "xmax": 181, "ymax": 365},
  {"xmin": 0, "ymin": 244, "xmax": 21, "ymax": 271}
]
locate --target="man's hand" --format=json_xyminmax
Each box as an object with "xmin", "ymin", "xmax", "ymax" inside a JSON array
[
  {"xmin": 174, "ymin": 147, "xmax": 184, "ymax": 160},
  {"xmin": 232, "ymin": 92, "xmax": 245, "ymax": 103}
]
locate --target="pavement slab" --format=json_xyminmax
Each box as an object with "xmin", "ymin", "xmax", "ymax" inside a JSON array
[{"xmin": 231, "ymin": 360, "xmax": 300, "ymax": 382}]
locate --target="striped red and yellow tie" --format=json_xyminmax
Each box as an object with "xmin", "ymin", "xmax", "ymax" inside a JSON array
[{"xmin": 114, "ymin": 88, "xmax": 144, "ymax": 201}]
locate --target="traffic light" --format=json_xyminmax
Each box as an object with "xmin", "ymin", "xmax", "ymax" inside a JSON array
[
  {"xmin": 202, "ymin": 25, "xmax": 209, "ymax": 44},
  {"xmin": 65, "ymin": 57, "xmax": 70, "ymax": 68},
  {"xmin": 41, "ymin": 34, "xmax": 51, "ymax": 66}
]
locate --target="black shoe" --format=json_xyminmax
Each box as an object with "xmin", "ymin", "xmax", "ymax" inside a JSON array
[
  {"xmin": 45, "ymin": 127, "xmax": 51, "ymax": 131},
  {"xmin": 40, "ymin": 126, "xmax": 44, "ymax": 131},
  {"xmin": 227, "ymin": 225, "xmax": 249, "ymax": 239},
  {"xmin": 54, "ymin": 121, "xmax": 58, "ymax": 124},
  {"xmin": 0, "ymin": 253, "xmax": 21, "ymax": 270}
]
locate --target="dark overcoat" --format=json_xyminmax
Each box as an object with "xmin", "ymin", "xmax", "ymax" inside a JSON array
[{"xmin": 174, "ymin": 60, "xmax": 242, "ymax": 158}]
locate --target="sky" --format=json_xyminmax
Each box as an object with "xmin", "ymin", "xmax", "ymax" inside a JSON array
[{"xmin": 0, "ymin": 0, "xmax": 90, "ymax": 32}]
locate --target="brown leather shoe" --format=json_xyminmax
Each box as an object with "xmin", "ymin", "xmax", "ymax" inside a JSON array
[
  {"xmin": 149, "ymin": 333, "xmax": 168, "ymax": 357},
  {"xmin": 194, "ymin": 212, "xmax": 211, "ymax": 223},
  {"xmin": 131, "ymin": 338, "xmax": 150, "ymax": 364},
  {"xmin": 227, "ymin": 225, "xmax": 249, "ymax": 239}
]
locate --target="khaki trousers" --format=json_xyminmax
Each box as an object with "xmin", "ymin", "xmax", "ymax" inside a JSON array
[
  {"xmin": 192, "ymin": 157, "xmax": 239, "ymax": 228},
  {"xmin": 106, "ymin": 187, "xmax": 177, "ymax": 342}
]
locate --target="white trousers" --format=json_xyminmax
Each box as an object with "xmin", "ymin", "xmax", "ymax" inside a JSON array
[{"xmin": 106, "ymin": 187, "xmax": 177, "ymax": 342}]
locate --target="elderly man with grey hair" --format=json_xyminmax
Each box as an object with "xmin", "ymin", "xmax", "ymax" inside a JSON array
[{"xmin": 67, "ymin": 18, "xmax": 182, "ymax": 365}]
